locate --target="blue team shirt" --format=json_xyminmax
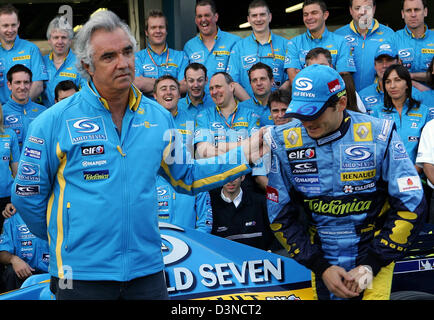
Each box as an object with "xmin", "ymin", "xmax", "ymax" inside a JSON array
[
  {"xmin": 2, "ymin": 97, "xmax": 46, "ymax": 151},
  {"xmin": 41, "ymin": 50, "xmax": 82, "ymax": 107},
  {"xmin": 335, "ymin": 20, "xmax": 395, "ymax": 91},
  {"xmin": 227, "ymin": 32, "xmax": 289, "ymax": 97},
  {"xmin": 135, "ymin": 45, "xmax": 188, "ymax": 99},
  {"xmin": 359, "ymin": 80, "xmax": 426, "ymax": 115},
  {"xmin": 183, "ymin": 28, "xmax": 241, "ymax": 82},
  {"xmin": 238, "ymin": 97, "xmax": 273, "ymax": 127},
  {"xmin": 178, "ymin": 93, "xmax": 214, "ymax": 119},
  {"xmin": 371, "ymin": 101, "xmax": 431, "ymax": 163},
  {"xmin": 394, "ymin": 25, "xmax": 434, "ymax": 77},
  {"xmin": 285, "ymin": 27, "xmax": 356, "ymax": 74},
  {"xmin": 156, "ymin": 107, "xmax": 213, "ymax": 232},
  {"xmin": 0, "ymin": 128, "xmax": 20, "ymax": 197},
  {"xmin": 0, "ymin": 36, "xmax": 48, "ymax": 104},
  {"xmin": 0, "ymin": 213, "xmax": 49, "ymax": 272}
]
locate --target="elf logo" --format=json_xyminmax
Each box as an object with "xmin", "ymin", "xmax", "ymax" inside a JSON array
[
  {"xmin": 287, "ymin": 147, "xmax": 316, "ymax": 160},
  {"xmin": 81, "ymin": 145, "xmax": 105, "ymax": 156}
]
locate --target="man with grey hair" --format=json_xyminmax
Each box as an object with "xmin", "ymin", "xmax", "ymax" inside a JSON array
[
  {"xmin": 11, "ymin": 10, "xmax": 265, "ymax": 300},
  {"xmin": 41, "ymin": 15, "xmax": 82, "ymax": 107}
]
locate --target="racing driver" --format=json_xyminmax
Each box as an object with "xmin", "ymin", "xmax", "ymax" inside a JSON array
[{"xmin": 266, "ymin": 64, "xmax": 426, "ymax": 300}]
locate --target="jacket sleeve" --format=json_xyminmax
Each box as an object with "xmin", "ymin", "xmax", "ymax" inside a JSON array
[
  {"xmin": 11, "ymin": 112, "xmax": 59, "ymax": 240},
  {"xmin": 194, "ymin": 191, "xmax": 213, "ymax": 233},
  {"xmin": 359, "ymin": 127, "xmax": 427, "ymax": 275},
  {"xmin": 159, "ymin": 124, "xmax": 251, "ymax": 195},
  {"xmin": 267, "ymin": 149, "xmax": 332, "ymax": 276}
]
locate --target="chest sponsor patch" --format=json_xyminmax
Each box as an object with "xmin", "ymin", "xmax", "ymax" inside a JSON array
[
  {"xmin": 290, "ymin": 161, "xmax": 318, "ymax": 174},
  {"xmin": 83, "ymin": 170, "xmax": 109, "ymax": 181},
  {"xmin": 340, "ymin": 144, "xmax": 376, "ymax": 170},
  {"xmin": 340, "ymin": 169, "xmax": 376, "ymax": 181},
  {"xmin": 67, "ymin": 117, "xmax": 108, "ymax": 144}
]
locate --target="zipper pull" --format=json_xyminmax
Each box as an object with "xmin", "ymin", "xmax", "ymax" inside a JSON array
[{"xmin": 117, "ymin": 145, "xmax": 126, "ymax": 157}]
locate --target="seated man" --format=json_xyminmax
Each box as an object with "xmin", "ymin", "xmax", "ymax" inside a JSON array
[
  {"xmin": 0, "ymin": 212, "xmax": 49, "ymax": 292},
  {"xmin": 210, "ymin": 175, "xmax": 278, "ymax": 250}
]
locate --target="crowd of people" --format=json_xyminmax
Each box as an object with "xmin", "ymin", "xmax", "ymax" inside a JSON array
[{"xmin": 0, "ymin": 0, "xmax": 432, "ymax": 300}]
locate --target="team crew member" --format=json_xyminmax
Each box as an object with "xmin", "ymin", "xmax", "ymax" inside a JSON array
[
  {"xmin": 0, "ymin": 105, "xmax": 19, "ymax": 231},
  {"xmin": 41, "ymin": 16, "xmax": 82, "ymax": 107},
  {"xmin": 0, "ymin": 4, "xmax": 47, "ymax": 104},
  {"xmin": 2, "ymin": 64, "xmax": 46, "ymax": 151},
  {"xmin": 134, "ymin": 10, "xmax": 188, "ymax": 98},
  {"xmin": 183, "ymin": 0, "xmax": 241, "ymax": 93},
  {"xmin": 0, "ymin": 213, "xmax": 49, "ymax": 292},
  {"xmin": 239, "ymin": 62, "xmax": 275, "ymax": 127},
  {"xmin": 178, "ymin": 62, "xmax": 214, "ymax": 119},
  {"xmin": 11, "ymin": 11, "xmax": 263, "ymax": 300},
  {"xmin": 226, "ymin": 0, "xmax": 289, "ymax": 99},
  {"xmin": 266, "ymin": 64, "xmax": 426, "ymax": 300},
  {"xmin": 54, "ymin": 80, "xmax": 78, "ymax": 103},
  {"xmin": 371, "ymin": 64, "xmax": 431, "ymax": 164},
  {"xmin": 210, "ymin": 175, "xmax": 277, "ymax": 250},
  {"xmin": 394, "ymin": 0, "xmax": 434, "ymax": 84},
  {"xmin": 153, "ymin": 75, "xmax": 213, "ymax": 232},
  {"xmin": 335, "ymin": 0, "xmax": 395, "ymax": 91},
  {"xmin": 285, "ymin": 0, "xmax": 355, "ymax": 84}
]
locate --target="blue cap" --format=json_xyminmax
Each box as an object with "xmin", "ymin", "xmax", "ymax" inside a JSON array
[
  {"xmin": 285, "ymin": 64, "xmax": 346, "ymax": 121},
  {"xmin": 374, "ymin": 42, "xmax": 398, "ymax": 60}
]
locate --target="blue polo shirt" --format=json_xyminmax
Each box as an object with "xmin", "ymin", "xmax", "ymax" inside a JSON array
[
  {"xmin": 0, "ymin": 128, "xmax": 20, "ymax": 198},
  {"xmin": 227, "ymin": 32, "xmax": 289, "ymax": 97},
  {"xmin": 0, "ymin": 213, "xmax": 49, "ymax": 273},
  {"xmin": 2, "ymin": 97, "xmax": 46, "ymax": 151},
  {"xmin": 0, "ymin": 36, "xmax": 48, "ymax": 104},
  {"xmin": 359, "ymin": 80, "xmax": 426, "ymax": 115},
  {"xmin": 285, "ymin": 27, "xmax": 356, "ymax": 74},
  {"xmin": 238, "ymin": 97, "xmax": 273, "ymax": 127},
  {"xmin": 335, "ymin": 20, "xmax": 395, "ymax": 91},
  {"xmin": 135, "ymin": 45, "xmax": 188, "ymax": 100},
  {"xmin": 41, "ymin": 50, "xmax": 82, "ymax": 107},
  {"xmin": 394, "ymin": 25, "xmax": 434, "ymax": 77},
  {"xmin": 178, "ymin": 93, "xmax": 214, "ymax": 119},
  {"xmin": 371, "ymin": 101, "xmax": 431, "ymax": 163},
  {"xmin": 183, "ymin": 28, "xmax": 241, "ymax": 82}
]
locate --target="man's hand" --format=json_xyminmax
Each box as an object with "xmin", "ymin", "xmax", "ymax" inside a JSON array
[
  {"xmin": 10, "ymin": 255, "xmax": 35, "ymax": 279},
  {"xmin": 2, "ymin": 203, "xmax": 16, "ymax": 219},
  {"xmin": 321, "ymin": 265, "xmax": 360, "ymax": 299},
  {"xmin": 241, "ymin": 127, "xmax": 270, "ymax": 164},
  {"xmin": 344, "ymin": 265, "xmax": 373, "ymax": 294}
]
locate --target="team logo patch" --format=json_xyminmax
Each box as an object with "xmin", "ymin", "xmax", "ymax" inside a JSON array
[
  {"xmin": 340, "ymin": 145, "xmax": 376, "ymax": 170},
  {"xmin": 283, "ymin": 128, "xmax": 303, "ymax": 148},
  {"xmin": 18, "ymin": 161, "xmax": 40, "ymax": 182},
  {"xmin": 67, "ymin": 117, "xmax": 107, "ymax": 144},
  {"xmin": 353, "ymin": 123, "xmax": 373, "ymax": 142}
]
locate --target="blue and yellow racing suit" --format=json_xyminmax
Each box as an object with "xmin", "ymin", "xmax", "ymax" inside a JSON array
[
  {"xmin": 11, "ymin": 82, "xmax": 251, "ymax": 282},
  {"xmin": 41, "ymin": 50, "xmax": 83, "ymax": 107},
  {"xmin": 266, "ymin": 110, "xmax": 426, "ymax": 300},
  {"xmin": 183, "ymin": 28, "xmax": 241, "ymax": 86},
  {"xmin": 0, "ymin": 128, "xmax": 20, "ymax": 198},
  {"xmin": 285, "ymin": 28, "xmax": 356, "ymax": 75},
  {"xmin": 335, "ymin": 20, "xmax": 395, "ymax": 91},
  {"xmin": 226, "ymin": 32, "xmax": 289, "ymax": 97},
  {"xmin": 394, "ymin": 25, "xmax": 434, "ymax": 79},
  {"xmin": 0, "ymin": 36, "xmax": 48, "ymax": 105},
  {"xmin": 2, "ymin": 97, "xmax": 46, "ymax": 151},
  {"xmin": 371, "ymin": 101, "xmax": 432, "ymax": 163},
  {"xmin": 0, "ymin": 213, "xmax": 49, "ymax": 273}
]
